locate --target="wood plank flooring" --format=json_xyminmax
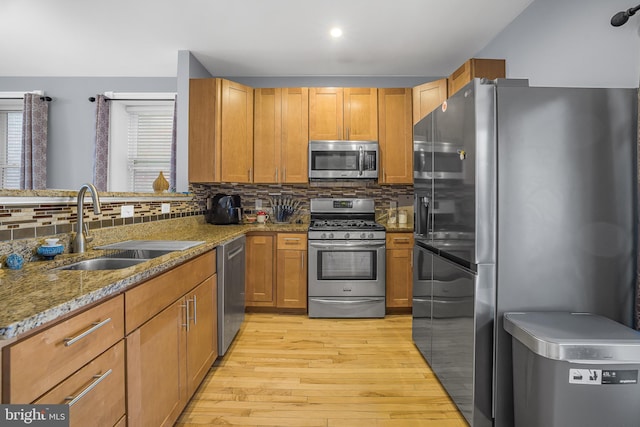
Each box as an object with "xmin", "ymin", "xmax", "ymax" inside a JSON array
[{"xmin": 176, "ymin": 313, "xmax": 467, "ymax": 427}]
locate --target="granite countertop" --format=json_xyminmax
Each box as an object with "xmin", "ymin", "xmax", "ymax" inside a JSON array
[{"xmin": 0, "ymin": 218, "xmax": 308, "ymax": 341}]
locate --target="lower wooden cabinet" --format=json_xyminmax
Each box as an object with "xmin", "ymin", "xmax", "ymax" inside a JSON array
[
  {"xmin": 386, "ymin": 233, "xmax": 414, "ymax": 309},
  {"xmin": 246, "ymin": 232, "xmax": 307, "ymax": 310},
  {"xmin": 276, "ymin": 233, "xmax": 307, "ymax": 309},
  {"xmin": 245, "ymin": 233, "xmax": 277, "ymax": 307},
  {"xmin": 2, "ymin": 295, "xmax": 124, "ymax": 405},
  {"xmin": 35, "ymin": 340, "xmax": 126, "ymax": 427},
  {"xmin": 126, "ymin": 266, "xmax": 217, "ymax": 427}
]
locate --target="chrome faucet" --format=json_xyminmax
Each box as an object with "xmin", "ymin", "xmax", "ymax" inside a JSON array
[{"xmin": 73, "ymin": 183, "xmax": 102, "ymax": 253}]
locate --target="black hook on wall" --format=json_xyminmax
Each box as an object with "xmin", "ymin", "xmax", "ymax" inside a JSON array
[{"xmin": 611, "ymin": 4, "xmax": 640, "ymax": 26}]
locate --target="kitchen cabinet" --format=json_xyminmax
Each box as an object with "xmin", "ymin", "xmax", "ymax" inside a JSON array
[
  {"xmin": 246, "ymin": 232, "xmax": 307, "ymax": 310},
  {"xmin": 412, "ymin": 79, "xmax": 447, "ymax": 124},
  {"xmin": 448, "ymin": 58, "xmax": 506, "ymax": 97},
  {"xmin": 34, "ymin": 340, "xmax": 126, "ymax": 427},
  {"xmin": 309, "ymin": 87, "xmax": 378, "ymax": 141},
  {"xmin": 378, "ymin": 88, "xmax": 413, "ymax": 184},
  {"xmin": 2, "ymin": 295, "xmax": 125, "ymax": 406},
  {"xmin": 245, "ymin": 233, "xmax": 276, "ymax": 307},
  {"xmin": 386, "ymin": 233, "xmax": 414, "ymax": 309},
  {"xmin": 126, "ymin": 251, "xmax": 217, "ymax": 427},
  {"xmin": 189, "ymin": 78, "xmax": 254, "ymax": 183},
  {"xmin": 254, "ymin": 88, "xmax": 309, "ymax": 183},
  {"xmin": 276, "ymin": 233, "xmax": 307, "ymax": 309}
]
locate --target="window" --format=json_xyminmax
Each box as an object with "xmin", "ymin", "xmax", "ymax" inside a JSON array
[
  {"xmin": 0, "ymin": 100, "xmax": 23, "ymax": 189},
  {"xmin": 108, "ymin": 98, "xmax": 174, "ymax": 192}
]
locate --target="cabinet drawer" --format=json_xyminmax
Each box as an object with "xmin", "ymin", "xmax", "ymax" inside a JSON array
[
  {"xmin": 125, "ymin": 250, "xmax": 216, "ymax": 333},
  {"xmin": 277, "ymin": 233, "xmax": 307, "ymax": 250},
  {"xmin": 34, "ymin": 340, "xmax": 126, "ymax": 427},
  {"xmin": 386, "ymin": 233, "xmax": 414, "ymax": 249},
  {"xmin": 3, "ymin": 295, "xmax": 124, "ymax": 403}
]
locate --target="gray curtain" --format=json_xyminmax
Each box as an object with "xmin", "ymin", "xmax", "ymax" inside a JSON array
[
  {"xmin": 93, "ymin": 95, "xmax": 110, "ymax": 191},
  {"xmin": 20, "ymin": 93, "xmax": 48, "ymax": 189},
  {"xmin": 170, "ymin": 95, "xmax": 177, "ymax": 191}
]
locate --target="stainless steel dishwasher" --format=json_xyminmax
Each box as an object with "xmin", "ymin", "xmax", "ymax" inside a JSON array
[{"xmin": 216, "ymin": 235, "xmax": 246, "ymax": 356}]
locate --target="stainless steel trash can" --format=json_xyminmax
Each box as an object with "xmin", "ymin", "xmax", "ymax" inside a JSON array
[{"xmin": 504, "ymin": 312, "xmax": 640, "ymax": 427}]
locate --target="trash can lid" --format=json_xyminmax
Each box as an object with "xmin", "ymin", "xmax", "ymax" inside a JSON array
[{"xmin": 504, "ymin": 312, "xmax": 640, "ymax": 363}]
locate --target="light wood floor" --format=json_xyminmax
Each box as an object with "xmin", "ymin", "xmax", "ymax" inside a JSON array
[{"xmin": 176, "ymin": 313, "xmax": 467, "ymax": 427}]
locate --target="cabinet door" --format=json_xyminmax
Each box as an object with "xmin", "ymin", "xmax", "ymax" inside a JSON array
[
  {"xmin": 245, "ymin": 234, "xmax": 276, "ymax": 306},
  {"xmin": 386, "ymin": 234, "xmax": 414, "ymax": 308},
  {"xmin": 309, "ymin": 87, "xmax": 343, "ymax": 140},
  {"xmin": 221, "ymin": 79, "xmax": 254, "ymax": 183},
  {"xmin": 189, "ymin": 78, "xmax": 221, "ymax": 183},
  {"xmin": 35, "ymin": 340, "xmax": 126, "ymax": 427},
  {"xmin": 127, "ymin": 299, "xmax": 186, "ymax": 427},
  {"xmin": 276, "ymin": 233, "xmax": 308, "ymax": 309},
  {"xmin": 186, "ymin": 276, "xmax": 217, "ymax": 396},
  {"xmin": 276, "ymin": 249, "xmax": 307, "ymax": 309},
  {"xmin": 378, "ymin": 88, "xmax": 413, "ymax": 184},
  {"xmin": 253, "ymin": 88, "xmax": 281, "ymax": 183},
  {"xmin": 412, "ymin": 79, "xmax": 447, "ymax": 124},
  {"xmin": 281, "ymin": 87, "xmax": 309, "ymax": 183},
  {"xmin": 344, "ymin": 88, "xmax": 378, "ymax": 141}
]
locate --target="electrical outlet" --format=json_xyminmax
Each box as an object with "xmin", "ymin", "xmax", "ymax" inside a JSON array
[
  {"xmin": 255, "ymin": 199, "xmax": 262, "ymax": 210},
  {"xmin": 161, "ymin": 203, "xmax": 170, "ymax": 214},
  {"xmin": 121, "ymin": 205, "xmax": 134, "ymax": 218}
]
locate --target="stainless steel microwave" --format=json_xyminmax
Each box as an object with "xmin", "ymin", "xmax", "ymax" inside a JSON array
[{"xmin": 308, "ymin": 140, "xmax": 379, "ymax": 179}]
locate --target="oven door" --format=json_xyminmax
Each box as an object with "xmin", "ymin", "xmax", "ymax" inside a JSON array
[{"xmin": 308, "ymin": 240, "xmax": 385, "ymax": 297}]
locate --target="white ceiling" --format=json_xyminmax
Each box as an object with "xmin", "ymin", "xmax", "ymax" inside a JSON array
[{"xmin": 0, "ymin": 0, "xmax": 534, "ymax": 78}]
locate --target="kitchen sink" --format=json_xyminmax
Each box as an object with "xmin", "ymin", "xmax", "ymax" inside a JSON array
[
  {"xmin": 56, "ymin": 258, "xmax": 148, "ymax": 271},
  {"xmin": 55, "ymin": 248, "xmax": 176, "ymax": 271}
]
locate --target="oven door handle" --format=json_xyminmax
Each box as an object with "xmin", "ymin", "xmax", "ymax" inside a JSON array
[
  {"xmin": 312, "ymin": 298, "xmax": 382, "ymax": 304},
  {"xmin": 308, "ymin": 241, "xmax": 385, "ymax": 249}
]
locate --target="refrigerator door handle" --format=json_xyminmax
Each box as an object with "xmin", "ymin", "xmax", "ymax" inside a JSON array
[{"xmin": 414, "ymin": 195, "xmax": 430, "ymax": 236}]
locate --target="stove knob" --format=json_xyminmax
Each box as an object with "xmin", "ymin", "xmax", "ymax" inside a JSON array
[
  {"xmin": 328, "ymin": 233, "xmax": 334, "ymax": 239},
  {"xmin": 360, "ymin": 233, "xmax": 366, "ymax": 239},
  {"xmin": 321, "ymin": 233, "xmax": 327, "ymax": 239},
  {"xmin": 368, "ymin": 233, "xmax": 374, "ymax": 239},
  {"xmin": 344, "ymin": 233, "xmax": 350, "ymax": 239}
]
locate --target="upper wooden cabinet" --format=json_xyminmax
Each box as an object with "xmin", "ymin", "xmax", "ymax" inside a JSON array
[
  {"xmin": 378, "ymin": 88, "xmax": 413, "ymax": 184},
  {"xmin": 309, "ymin": 87, "xmax": 378, "ymax": 141},
  {"xmin": 448, "ymin": 58, "xmax": 506, "ymax": 97},
  {"xmin": 254, "ymin": 88, "xmax": 309, "ymax": 184},
  {"xmin": 189, "ymin": 78, "xmax": 254, "ymax": 183},
  {"xmin": 412, "ymin": 79, "xmax": 447, "ymax": 125}
]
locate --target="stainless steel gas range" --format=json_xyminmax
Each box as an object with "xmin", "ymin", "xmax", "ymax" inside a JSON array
[{"xmin": 307, "ymin": 198, "xmax": 386, "ymax": 318}]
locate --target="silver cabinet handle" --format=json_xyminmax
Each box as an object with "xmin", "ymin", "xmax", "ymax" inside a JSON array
[
  {"xmin": 275, "ymin": 167, "xmax": 278, "ymax": 182},
  {"xmin": 192, "ymin": 295, "xmax": 197, "ymax": 326},
  {"xmin": 64, "ymin": 318, "xmax": 111, "ymax": 347},
  {"xmin": 393, "ymin": 238, "xmax": 411, "ymax": 243},
  {"xmin": 301, "ymin": 252, "xmax": 304, "ymax": 270},
  {"xmin": 182, "ymin": 301, "xmax": 190, "ymax": 332},
  {"xmin": 65, "ymin": 369, "xmax": 112, "ymax": 406},
  {"xmin": 284, "ymin": 237, "xmax": 301, "ymax": 242}
]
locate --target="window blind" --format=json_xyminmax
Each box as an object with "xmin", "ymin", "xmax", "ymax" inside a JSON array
[
  {"xmin": 0, "ymin": 111, "xmax": 22, "ymax": 189},
  {"xmin": 126, "ymin": 107, "xmax": 173, "ymax": 192}
]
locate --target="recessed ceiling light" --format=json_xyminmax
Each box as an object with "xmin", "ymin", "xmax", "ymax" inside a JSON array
[{"xmin": 330, "ymin": 27, "xmax": 343, "ymax": 38}]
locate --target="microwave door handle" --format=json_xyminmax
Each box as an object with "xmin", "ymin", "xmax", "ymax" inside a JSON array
[{"xmin": 358, "ymin": 146, "xmax": 364, "ymax": 176}]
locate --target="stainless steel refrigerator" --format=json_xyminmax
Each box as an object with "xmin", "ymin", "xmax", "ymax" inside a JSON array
[{"xmin": 412, "ymin": 79, "xmax": 637, "ymax": 427}]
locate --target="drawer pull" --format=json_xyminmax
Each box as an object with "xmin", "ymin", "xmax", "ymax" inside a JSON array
[
  {"xmin": 65, "ymin": 369, "xmax": 112, "ymax": 406},
  {"xmin": 284, "ymin": 238, "xmax": 301, "ymax": 243},
  {"xmin": 64, "ymin": 318, "xmax": 112, "ymax": 347},
  {"xmin": 393, "ymin": 238, "xmax": 411, "ymax": 243},
  {"xmin": 182, "ymin": 301, "xmax": 190, "ymax": 332},
  {"xmin": 192, "ymin": 295, "xmax": 197, "ymax": 325}
]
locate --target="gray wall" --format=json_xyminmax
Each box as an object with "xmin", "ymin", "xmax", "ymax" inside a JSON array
[
  {"xmin": 0, "ymin": 77, "xmax": 175, "ymax": 190},
  {"xmin": 477, "ymin": 0, "xmax": 640, "ymax": 88}
]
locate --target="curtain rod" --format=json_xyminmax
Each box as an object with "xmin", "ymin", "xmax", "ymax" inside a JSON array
[
  {"xmin": 88, "ymin": 97, "xmax": 174, "ymax": 102},
  {"xmin": 0, "ymin": 96, "xmax": 52, "ymax": 102}
]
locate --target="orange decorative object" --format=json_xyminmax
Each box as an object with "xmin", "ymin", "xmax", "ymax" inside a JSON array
[{"xmin": 152, "ymin": 171, "xmax": 170, "ymax": 192}]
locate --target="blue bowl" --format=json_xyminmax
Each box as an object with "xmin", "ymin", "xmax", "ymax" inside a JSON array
[
  {"xmin": 5, "ymin": 253, "xmax": 25, "ymax": 269},
  {"xmin": 37, "ymin": 245, "xmax": 64, "ymax": 260}
]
